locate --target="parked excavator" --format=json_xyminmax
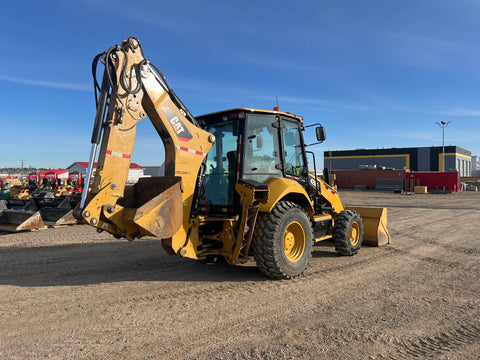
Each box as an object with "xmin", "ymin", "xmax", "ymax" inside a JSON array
[{"xmin": 75, "ymin": 37, "xmax": 389, "ymax": 279}]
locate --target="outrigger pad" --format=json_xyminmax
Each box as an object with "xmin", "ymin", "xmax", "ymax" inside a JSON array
[{"xmin": 346, "ymin": 206, "xmax": 390, "ymax": 246}]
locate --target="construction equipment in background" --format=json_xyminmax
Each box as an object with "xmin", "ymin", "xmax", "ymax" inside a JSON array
[
  {"xmin": 0, "ymin": 179, "xmax": 8, "ymax": 199},
  {"xmin": 0, "ymin": 169, "xmax": 87, "ymax": 232},
  {"xmin": 9, "ymin": 173, "xmax": 40, "ymax": 200},
  {"xmin": 67, "ymin": 171, "xmax": 84, "ymax": 194},
  {"xmin": 0, "ymin": 194, "xmax": 79, "ymax": 232},
  {"xmin": 41, "ymin": 171, "xmax": 58, "ymax": 189},
  {"xmin": 8, "ymin": 186, "xmax": 25, "ymax": 199},
  {"xmin": 32, "ymin": 171, "xmax": 71, "ymax": 198},
  {"xmin": 53, "ymin": 179, "xmax": 70, "ymax": 197},
  {"xmin": 75, "ymin": 37, "xmax": 390, "ymax": 279},
  {"xmin": 9, "ymin": 172, "xmax": 60, "ymax": 200},
  {"xmin": 28, "ymin": 172, "xmax": 41, "ymax": 188}
]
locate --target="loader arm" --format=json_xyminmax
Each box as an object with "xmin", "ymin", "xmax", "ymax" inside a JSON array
[
  {"xmin": 78, "ymin": 37, "xmax": 215, "ymax": 256},
  {"xmin": 307, "ymin": 171, "xmax": 390, "ymax": 246},
  {"xmin": 308, "ymin": 171, "xmax": 344, "ymax": 214}
]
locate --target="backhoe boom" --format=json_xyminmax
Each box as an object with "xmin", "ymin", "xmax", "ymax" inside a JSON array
[{"xmin": 77, "ymin": 37, "xmax": 215, "ymax": 257}]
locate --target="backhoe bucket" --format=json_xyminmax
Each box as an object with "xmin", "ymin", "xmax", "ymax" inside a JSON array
[
  {"xmin": 39, "ymin": 208, "xmax": 77, "ymax": 227},
  {"xmin": 42, "ymin": 197, "xmax": 78, "ymax": 227},
  {"xmin": 127, "ymin": 177, "xmax": 183, "ymax": 239},
  {"xmin": 0, "ymin": 196, "xmax": 78, "ymax": 232},
  {"xmin": 0, "ymin": 209, "xmax": 45, "ymax": 232},
  {"xmin": 346, "ymin": 206, "xmax": 390, "ymax": 246}
]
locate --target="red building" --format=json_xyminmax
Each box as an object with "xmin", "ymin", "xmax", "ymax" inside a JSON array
[{"xmin": 332, "ymin": 169, "xmax": 460, "ymax": 193}]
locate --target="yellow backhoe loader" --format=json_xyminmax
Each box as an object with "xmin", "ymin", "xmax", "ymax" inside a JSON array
[{"xmin": 75, "ymin": 37, "xmax": 389, "ymax": 279}]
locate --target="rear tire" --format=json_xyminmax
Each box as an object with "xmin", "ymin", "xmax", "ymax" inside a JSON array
[
  {"xmin": 333, "ymin": 210, "xmax": 363, "ymax": 256},
  {"xmin": 252, "ymin": 201, "xmax": 313, "ymax": 279}
]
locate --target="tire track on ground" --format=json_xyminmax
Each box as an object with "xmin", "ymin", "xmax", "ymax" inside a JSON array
[
  {"xmin": 376, "ymin": 321, "xmax": 480, "ymax": 359},
  {"xmin": 386, "ymin": 246, "xmax": 480, "ymax": 274}
]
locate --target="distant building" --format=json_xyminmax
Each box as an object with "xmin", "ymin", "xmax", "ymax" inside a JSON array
[
  {"xmin": 143, "ymin": 164, "xmax": 165, "ymax": 177},
  {"xmin": 472, "ymin": 156, "xmax": 479, "ymax": 176},
  {"xmin": 67, "ymin": 162, "xmax": 145, "ymax": 184},
  {"xmin": 324, "ymin": 146, "xmax": 472, "ymax": 176}
]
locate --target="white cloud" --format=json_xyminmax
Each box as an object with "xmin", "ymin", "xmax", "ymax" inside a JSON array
[
  {"xmin": 0, "ymin": 75, "xmax": 90, "ymax": 91},
  {"xmin": 77, "ymin": 0, "xmax": 194, "ymax": 34},
  {"xmin": 253, "ymin": 94, "xmax": 374, "ymax": 112},
  {"xmin": 372, "ymin": 129, "xmax": 438, "ymax": 142},
  {"xmin": 383, "ymin": 32, "xmax": 460, "ymax": 68},
  {"xmin": 435, "ymin": 107, "xmax": 480, "ymax": 117}
]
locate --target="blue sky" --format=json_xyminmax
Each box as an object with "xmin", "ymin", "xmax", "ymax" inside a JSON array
[{"xmin": 1, "ymin": 0, "xmax": 480, "ymax": 169}]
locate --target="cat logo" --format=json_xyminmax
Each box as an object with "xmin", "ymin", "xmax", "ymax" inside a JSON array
[{"xmin": 162, "ymin": 107, "xmax": 193, "ymax": 141}]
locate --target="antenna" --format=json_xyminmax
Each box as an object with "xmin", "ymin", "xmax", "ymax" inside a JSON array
[{"xmin": 273, "ymin": 96, "xmax": 280, "ymax": 111}]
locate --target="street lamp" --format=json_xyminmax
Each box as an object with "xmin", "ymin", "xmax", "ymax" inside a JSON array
[{"xmin": 435, "ymin": 121, "xmax": 451, "ymax": 172}]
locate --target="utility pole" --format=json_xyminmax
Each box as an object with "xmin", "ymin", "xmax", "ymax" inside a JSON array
[{"xmin": 435, "ymin": 121, "xmax": 451, "ymax": 172}]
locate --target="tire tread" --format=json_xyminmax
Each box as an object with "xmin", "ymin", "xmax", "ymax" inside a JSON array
[{"xmin": 252, "ymin": 201, "xmax": 313, "ymax": 279}]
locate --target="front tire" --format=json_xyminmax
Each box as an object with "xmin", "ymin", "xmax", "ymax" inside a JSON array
[
  {"xmin": 333, "ymin": 210, "xmax": 363, "ymax": 256},
  {"xmin": 252, "ymin": 201, "xmax": 313, "ymax": 279}
]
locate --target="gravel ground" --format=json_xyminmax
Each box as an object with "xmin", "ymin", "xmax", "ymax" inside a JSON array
[{"xmin": 0, "ymin": 190, "xmax": 479, "ymax": 359}]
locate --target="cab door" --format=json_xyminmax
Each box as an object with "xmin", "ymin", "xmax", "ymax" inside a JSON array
[{"xmin": 281, "ymin": 119, "xmax": 308, "ymax": 182}]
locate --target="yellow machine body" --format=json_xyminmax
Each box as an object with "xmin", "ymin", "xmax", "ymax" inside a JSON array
[{"xmin": 77, "ymin": 37, "xmax": 390, "ymax": 279}]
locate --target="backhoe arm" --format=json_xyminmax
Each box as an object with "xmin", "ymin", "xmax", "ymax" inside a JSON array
[{"xmin": 78, "ymin": 37, "xmax": 215, "ymax": 257}]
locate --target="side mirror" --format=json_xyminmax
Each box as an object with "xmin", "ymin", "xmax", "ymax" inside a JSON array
[{"xmin": 316, "ymin": 126, "xmax": 326, "ymax": 142}]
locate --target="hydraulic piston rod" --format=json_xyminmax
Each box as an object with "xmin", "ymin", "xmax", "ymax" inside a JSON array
[{"xmin": 79, "ymin": 61, "xmax": 111, "ymax": 210}]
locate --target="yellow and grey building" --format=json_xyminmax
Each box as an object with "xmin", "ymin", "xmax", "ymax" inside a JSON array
[{"xmin": 324, "ymin": 146, "xmax": 472, "ymax": 176}]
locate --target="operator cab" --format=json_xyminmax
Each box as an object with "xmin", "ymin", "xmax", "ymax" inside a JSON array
[{"xmin": 196, "ymin": 108, "xmax": 309, "ymax": 215}]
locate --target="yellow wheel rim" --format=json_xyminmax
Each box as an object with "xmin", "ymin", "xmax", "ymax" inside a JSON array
[
  {"xmin": 350, "ymin": 221, "xmax": 360, "ymax": 247},
  {"xmin": 283, "ymin": 221, "xmax": 306, "ymax": 262}
]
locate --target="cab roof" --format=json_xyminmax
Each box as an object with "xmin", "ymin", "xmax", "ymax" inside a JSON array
[{"xmin": 196, "ymin": 108, "xmax": 303, "ymax": 123}]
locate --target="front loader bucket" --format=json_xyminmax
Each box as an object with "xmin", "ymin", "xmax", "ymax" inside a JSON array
[
  {"xmin": 39, "ymin": 208, "xmax": 77, "ymax": 227},
  {"xmin": 42, "ymin": 197, "xmax": 78, "ymax": 227},
  {"xmin": 2, "ymin": 198, "xmax": 34, "ymax": 210},
  {"xmin": 346, "ymin": 206, "xmax": 390, "ymax": 246},
  {"xmin": 128, "ymin": 177, "xmax": 183, "ymax": 239},
  {"xmin": 0, "ymin": 210, "xmax": 45, "ymax": 232}
]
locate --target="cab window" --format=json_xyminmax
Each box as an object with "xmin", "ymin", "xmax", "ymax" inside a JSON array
[
  {"xmin": 282, "ymin": 120, "xmax": 306, "ymax": 179},
  {"xmin": 242, "ymin": 115, "xmax": 282, "ymax": 183},
  {"xmin": 202, "ymin": 121, "xmax": 239, "ymax": 209}
]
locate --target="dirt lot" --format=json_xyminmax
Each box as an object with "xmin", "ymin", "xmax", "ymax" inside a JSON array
[{"xmin": 1, "ymin": 191, "xmax": 479, "ymax": 359}]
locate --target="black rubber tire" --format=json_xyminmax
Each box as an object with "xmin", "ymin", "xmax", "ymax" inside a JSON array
[
  {"xmin": 252, "ymin": 201, "xmax": 313, "ymax": 279},
  {"xmin": 333, "ymin": 210, "xmax": 364, "ymax": 256}
]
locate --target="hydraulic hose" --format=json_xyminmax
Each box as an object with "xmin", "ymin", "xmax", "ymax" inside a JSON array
[{"xmin": 91, "ymin": 66, "xmax": 111, "ymax": 145}]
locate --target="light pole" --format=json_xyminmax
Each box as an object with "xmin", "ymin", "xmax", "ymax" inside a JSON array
[{"xmin": 435, "ymin": 121, "xmax": 451, "ymax": 172}]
